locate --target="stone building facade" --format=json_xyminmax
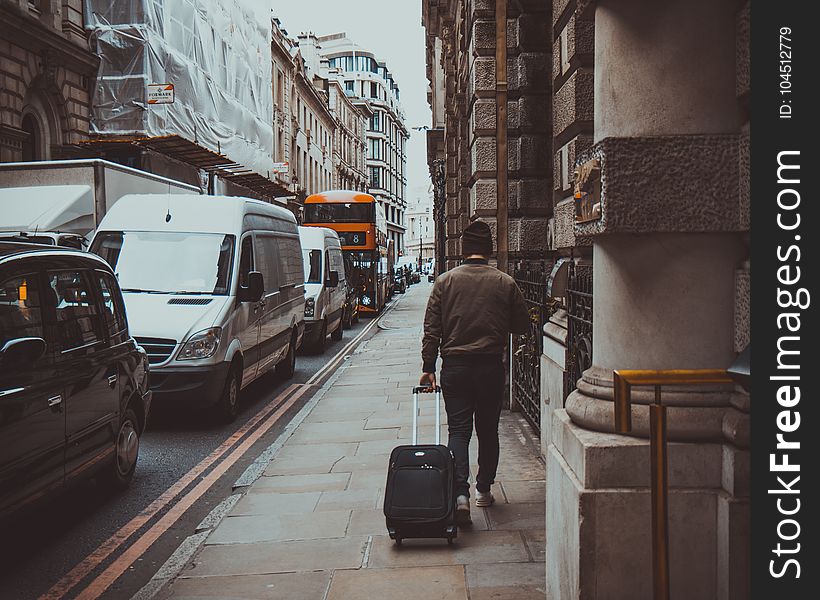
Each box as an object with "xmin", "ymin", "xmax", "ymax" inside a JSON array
[
  {"xmin": 0, "ymin": 0, "xmax": 98, "ymax": 162},
  {"xmin": 310, "ymin": 32, "xmax": 409, "ymax": 252},
  {"xmin": 291, "ymin": 51, "xmax": 336, "ymax": 204},
  {"xmin": 423, "ymin": 0, "xmax": 551, "ymax": 270},
  {"xmin": 272, "ymin": 17, "xmax": 296, "ymax": 196},
  {"xmin": 545, "ymin": 1, "xmax": 751, "ymax": 598},
  {"xmin": 405, "ymin": 187, "xmax": 436, "ymax": 264},
  {"xmin": 297, "ymin": 32, "xmax": 371, "ymax": 195},
  {"xmin": 424, "ymin": 0, "xmax": 750, "ymax": 598},
  {"xmin": 326, "ymin": 78, "xmax": 370, "ymax": 193}
]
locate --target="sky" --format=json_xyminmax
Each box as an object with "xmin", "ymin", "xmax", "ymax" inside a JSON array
[{"xmin": 274, "ymin": 0, "xmax": 433, "ymax": 203}]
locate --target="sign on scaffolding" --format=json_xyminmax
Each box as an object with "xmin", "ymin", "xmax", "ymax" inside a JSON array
[
  {"xmin": 272, "ymin": 161, "xmax": 289, "ymax": 174},
  {"xmin": 147, "ymin": 83, "xmax": 175, "ymax": 104}
]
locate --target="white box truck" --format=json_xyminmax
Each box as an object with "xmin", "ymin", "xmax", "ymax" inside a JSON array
[{"xmin": 0, "ymin": 159, "xmax": 200, "ymax": 244}]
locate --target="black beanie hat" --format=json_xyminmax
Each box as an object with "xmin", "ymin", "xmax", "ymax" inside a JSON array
[{"xmin": 462, "ymin": 220, "xmax": 493, "ymax": 256}]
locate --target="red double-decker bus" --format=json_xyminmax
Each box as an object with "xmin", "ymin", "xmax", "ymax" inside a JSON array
[{"xmin": 303, "ymin": 190, "xmax": 391, "ymax": 314}]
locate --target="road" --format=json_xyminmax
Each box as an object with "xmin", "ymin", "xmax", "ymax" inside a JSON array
[{"xmin": 0, "ymin": 311, "xmax": 385, "ymax": 600}]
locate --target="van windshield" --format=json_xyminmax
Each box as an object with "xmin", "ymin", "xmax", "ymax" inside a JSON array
[
  {"xmin": 92, "ymin": 231, "xmax": 235, "ymax": 295},
  {"xmin": 303, "ymin": 249, "xmax": 322, "ymax": 284}
]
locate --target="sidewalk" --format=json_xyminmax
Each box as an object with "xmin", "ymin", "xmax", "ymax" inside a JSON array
[{"xmin": 159, "ymin": 282, "xmax": 546, "ymax": 600}]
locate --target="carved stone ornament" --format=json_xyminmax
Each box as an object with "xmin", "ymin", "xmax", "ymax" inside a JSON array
[{"xmin": 573, "ymin": 158, "xmax": 601, "ymax": 223}]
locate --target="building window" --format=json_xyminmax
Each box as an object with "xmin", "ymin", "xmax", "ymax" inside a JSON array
[
  {"xmin": 345, "ymin": 80, "xmax": 354, "ymax": 94},
  {"xmin": 369, "ymin": 110, "xmax": 381, "ymax": 132},
  {"xmin": 370, "ymin": 82, "xmax": 378, "ymax": 99},
  {"xmin": 368, "ymin": 138, "xmax": 382, "ymax": 161},
  {"xmin": 369, "ymin": 166, "xmax": 380, "ymax": 189}
]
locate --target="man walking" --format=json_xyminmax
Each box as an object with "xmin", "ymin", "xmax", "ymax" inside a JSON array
[{"xmin": 420, "ymin": 220, "xmax": 529, "ymax": 524}]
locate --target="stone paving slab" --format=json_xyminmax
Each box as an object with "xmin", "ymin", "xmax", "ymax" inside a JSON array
[
  {"xmin": 485, "ymin": 502, "xmax": 546, "ymax": 531},
  {"xmin": 271, "ymin": 442, "xmax": 357, "ymax": 460},
  {"xmin": 162, "ymin": 571, "xmax": 332, "ymax": 600},
  {"xmin": 326, "ymin": 566, "xmax": 468, "ymax": 600},
  {"xmin": 355, "ymin": 439, "xmax": 404, "ymax": 456},
  {"xmin": 367, "ymin": 529, "xmax": 531, "ymax": 569},
  {"xmin": 466, "ymin": 562, "xmax": 547, "ymax": 599},
  {"xmin": 263, "ymin": 455, "xmax": 340, "ymax": 476},
  {"xmin": 207, "ymin": 510, "xmax": 352, "ymax": 545},
  {"xmin": 499, "ymin": 480, "xmax": 547, "ymax": 504},
  {"xmin": 232, "ymin": 491, "xmax": 321, "ymax": 516},
  {"xmin": 331, "ymin": 453, "xmax": 393, "ymax": 473},
  {"xmin": 523, "ymin": 528, "xmax": 547, "ymax": 562},
  {"xmin": 305, "ymin": 409, "xmax": 377, "ymax": 423},
  {"xmin": 252, "ymin": 472, "xmax": 351, "ymax": 493},
  {"xmin": 314, "ymin": 487, "xmax": 381, "ymax": 512},
  {"xmin": 187, "ymin": 537, "xmax": 367, "ymax": 577},
  {"xmin": 286, "ymin": 421, "xmax": 399, "ymax": 445},
  {"xmin": 366, "ymin": 414, "xmax": 447, "ymax": 429},
  {"xmin": 348, "ymin": 508, "xmax": 387, "ymax": 536}
]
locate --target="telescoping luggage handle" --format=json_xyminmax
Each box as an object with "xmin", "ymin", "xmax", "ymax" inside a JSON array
[{"xmin": 411, "ymin": 385, "xmax": 442, "ymax": 446}]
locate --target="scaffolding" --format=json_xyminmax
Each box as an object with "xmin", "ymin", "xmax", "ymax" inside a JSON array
[{"xmin": 85, "ymin": 0, "xmax": 273, "ymax": 178}]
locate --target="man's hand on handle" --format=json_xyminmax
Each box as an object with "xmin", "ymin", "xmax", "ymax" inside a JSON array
[{"xmin": 419, "ymin": 372, "xmax": 436, "ymax": 391}]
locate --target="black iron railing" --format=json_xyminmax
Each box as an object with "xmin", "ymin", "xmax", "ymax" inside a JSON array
[
  {"xmin": 566, "ymin": 262, "xmax": 593, "ymax": 398},
  {"xmin": 511, "ymin": 260, "xmax": 555, "ymax": 433}
]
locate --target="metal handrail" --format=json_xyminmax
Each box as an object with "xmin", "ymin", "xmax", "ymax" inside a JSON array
[{"xmin": 612, "ymin": 369, "xmax": 735, "ymax": 600}]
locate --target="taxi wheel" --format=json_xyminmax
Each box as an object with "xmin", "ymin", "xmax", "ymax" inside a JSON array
[{"xmin": 105, "ymin": 407, "xmax": 140, "ymax": 490}]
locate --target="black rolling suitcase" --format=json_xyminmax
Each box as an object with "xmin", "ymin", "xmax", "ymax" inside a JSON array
[{"xmin": 383, "ymin": 385, "xmax": 457, "ymax": 546}]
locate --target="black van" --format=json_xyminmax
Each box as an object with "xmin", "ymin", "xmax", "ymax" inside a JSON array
[{"xmin": 0, "ymin": 243, "xmax": 151, "ymax": 517}]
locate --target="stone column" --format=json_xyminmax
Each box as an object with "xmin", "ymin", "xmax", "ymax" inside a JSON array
[{"xmin": 545, "ymin": 1, "xmax": 750, "ymax": 599}]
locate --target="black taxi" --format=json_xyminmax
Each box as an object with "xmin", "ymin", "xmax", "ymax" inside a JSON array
[{"xmin": 0, "ymin": 243, "xmax": 151, "ymax": 516}]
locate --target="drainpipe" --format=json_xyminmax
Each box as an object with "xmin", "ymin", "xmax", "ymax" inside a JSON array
[{"xmin": 495, "ymin": 0, "xmax": 509, "ymax": 273}]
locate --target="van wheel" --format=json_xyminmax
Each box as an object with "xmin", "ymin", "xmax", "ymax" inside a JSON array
[
  {"xmin": 105, "ymin": 407, "xmax": 140, "ymax": 490},
  {"xmin": 331, "ymin": 318, "xmax": 343, "ymax": 341},
  {"xmin": 215, "ymin": 366, "xmax": 241, "ymax": 423},
  {"xmin": 276, "ymin": 333, "xmax": 297, "ymax": 379}
]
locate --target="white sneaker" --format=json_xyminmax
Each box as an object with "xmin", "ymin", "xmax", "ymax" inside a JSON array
[
  {"xmin": 455, "ymin": 495, "xmax": 471, "ymax": 524},
  {"xmin": 475, "ymin": 490, "xmax": 495, "ymax": 507}
]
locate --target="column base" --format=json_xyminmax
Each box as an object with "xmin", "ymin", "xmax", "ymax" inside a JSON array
[{"xmin": 546, "ymin": 409, "xmax": 749, "ymax": 600}]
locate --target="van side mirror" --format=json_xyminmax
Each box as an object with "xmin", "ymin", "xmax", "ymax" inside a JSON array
[
  {"xmin": 0, "ymin": 337, "xmax": 46, "ymax": 367},
  {"xmin": 326, "ymin": 270, "xmax": 339, "ymax": 288},
  {"xmin": 239, "ymin": 271, "xmax": 264, "ymax": 302}
]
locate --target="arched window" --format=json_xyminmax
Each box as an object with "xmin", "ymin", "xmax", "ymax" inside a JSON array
[{"xmin": 21, "ymin": 113, "xmax": 43, "ymax": 161}]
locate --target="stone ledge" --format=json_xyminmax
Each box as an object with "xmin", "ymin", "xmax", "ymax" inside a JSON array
[
  {"xmin": 574, "ymin": 135, "xmax": 747, "ymax": 236},
  {"xmin": 552, "ymin": 409, "xmax": 724, "ymax": 490}
]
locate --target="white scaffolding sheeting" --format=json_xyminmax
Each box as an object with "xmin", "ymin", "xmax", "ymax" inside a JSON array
[{"xmin": 85, "ymin": 0, "xmax": 273, "ymax": 177}]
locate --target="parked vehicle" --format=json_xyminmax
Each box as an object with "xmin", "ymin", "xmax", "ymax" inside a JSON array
[
  {"xmin": 393, "ymin": 268, "xmax": 407, "ymax": 294},
  {"xmin": 0, "ymin": 159, "xmax": 199, "ymax": 241},
  {"xmin": 0, "ymin": 243, "xmax": 151, "ymax": 518},
  {"xmin": 0, "ymin": 230, "xmax": 87, "ymax": 250},
  {"xmin": 302, "ymin": 190, "xmax": 391, "ymax": 316},
  {"xmin": 298, "ymin": 226, "xmax": 346, "ymax": 353},
  {"xmin": 90, "ymin": 194, "xmax": 305, "ymax": 422}
]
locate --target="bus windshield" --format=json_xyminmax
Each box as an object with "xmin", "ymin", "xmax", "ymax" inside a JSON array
[{"xmin": 304, "ymin": 202, "xmax": 374, "ymax": 224}]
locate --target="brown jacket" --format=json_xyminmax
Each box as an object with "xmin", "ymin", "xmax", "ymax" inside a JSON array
[{"xmin": 422, "ymin": 259, "xmax": 530, "ymax": 373}]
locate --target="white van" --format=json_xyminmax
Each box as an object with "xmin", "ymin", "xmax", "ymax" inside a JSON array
[
  {"xmin": 298, "ymin": 226, "xmax": 346, "ymax": 353},
  {"xmin": 90, "ymin": 195, "xmax": 305, "ymax": 421}
]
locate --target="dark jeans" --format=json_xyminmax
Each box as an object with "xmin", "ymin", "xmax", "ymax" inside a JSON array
[{"xmin": 440, "ymin": 357, "xmax": 504, "ymax": 498}]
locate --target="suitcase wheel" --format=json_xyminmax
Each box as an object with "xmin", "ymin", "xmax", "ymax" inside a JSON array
[
  {"xmin": 447, "ymin": 536, "xmax": 454, "ymax": 545},
  {"xmin": 395, "ymin": 537, "xmax": 403, "ymax": 547}
]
